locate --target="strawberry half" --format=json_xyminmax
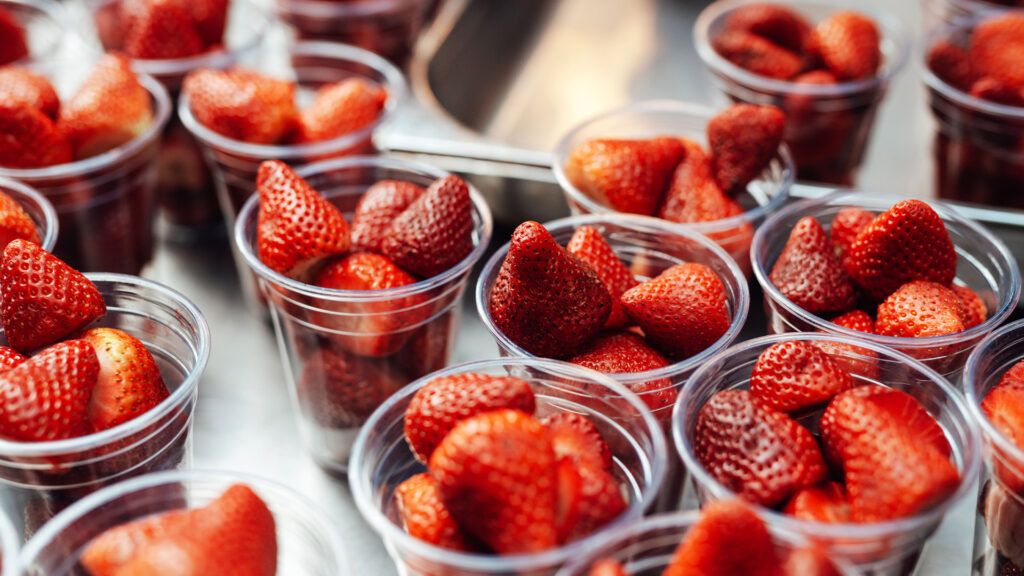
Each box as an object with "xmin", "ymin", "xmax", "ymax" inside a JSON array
[
  {"xmin": 749, "ymin": 340, "xmax": 855, "ymax": 413},
  {"xmin": 970, "ymin": 13, "xmax": 1024, "ymax": 90},
  {"xmin": 723, "ymin": 3, "xmax": 812, "ymax": 54},
  {"xmin": 122, "ymin": 0, "xmax": 205, "ymax": 60},
  {"xmin": 559, "ymin": 458, "xmax": 627, "ymax": 542},
  {"xmin": 0, "ymin": 101, "xmax": 72, "ymax": 168},
  {"xmin": 707, "ymin": 104, "xmax": 785, "ymax": 195},
  {"xmin": 184, "ymin": 68, "xmax": 298, "ymax": 145},
  {"xmin": 566, "ymin": 225, "xmax": 638, "ymax": 328},
  {"xmin": 0, "ymin": 189, "xmax": 40, "ymax": 249},
  {"xmin": 395, "ymin": 473, "xmax": 472, "ymax": 551},
  {"xmin": 292, "ymin": 78, "xmax": 387, "ymax": 144},
  {"xmin": 81, "ymin": 508, "xmax": 192, "ymax": 576},
  {"xmin": 350, "ymin": 180, "xmax": 424, "ymax": 254},
  {"xmin": 543, "ymin": 412, "xmax": 613, "ymax": 472},
  {"xmin": 566, "ymin": 331, "xmax": 676, "ymax": 415},
  {"xmin": 712, "ymin": 30, "xmax": 803, "ymax": 80},
  {"xmin": 812, "ymin": 11, "xmax": 881, "ymax": 81},
  {"xmin": 818, "ymin": 309, "xmax": 879, "ymax": 379},
  {"xmin": 657, "ymin": 138, "xmax": 746, "ymax": 224},
  {"xmin": 952, "ymin": 284, "xmax": 987, "ymax": 329},
  {"xmin": 0, "ymin": 239, "xmax": 106, "ymax": 352},
  {"xmin": 875, "ymin": 280, "xmax": 966, "ymax": 338},
  {"xmin": 0, "ymin": 66, "xmax": 59, "ymax": 119},
  {"xmin": 784, "ymin": 482, "xmax": 851, "ymax": 523},
  {"xmin": 80, "ymin": 327, "xmax": 169, "ymax": 432},
  {"xmin": 982, "ymin": 367, "xmax": 1024, "ymax": 494},
  {"xmin": 663, "ymin": 500, "xmax": 784, "ymax": 576},
  {"xmin": 769, "ymin": 216, "xmax": 856, "ymax": 315},
  {"xmin": 565, "ymin": 137, "xmax": 685, "ymax": 215},
  {"xmin": 829, "ymin": 207, "xmax": 873, "ymax": 259},
  {"xmin": 0, "ymin": 8, "xmax": 28, "ymax": 67}
]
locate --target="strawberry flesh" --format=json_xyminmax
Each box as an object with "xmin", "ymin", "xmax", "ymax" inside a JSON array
[
  {"xmin": 395, "ymin": 473, "xmax": 472, "ymax": 551},
  {"xmin": 0, "ymin": 189, "xmax": 40, "ymax": 249},
  {"xmin": 784, "ymin": 482, "xmax": 851, "ymax": 523}
]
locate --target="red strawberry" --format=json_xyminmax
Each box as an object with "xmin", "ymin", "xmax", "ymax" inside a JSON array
[
  {"xmin": 566, "ymin": 331, "xmax": 676, "ymax": 414},
  {"xmin": 769, "ymin": 216, "xmax": 856, "ymax": 315},
  {"xmin": 658, "ymin": 139, "xmax": 746, "ymax": 223},
  {"xmin": 982, "ymin": 369, "xmax": 1024, "ymax": 493},
  {"xmin": 708, "ymin": 104, "xmax": 786, "ymax": 194},
  {"xmin": 404, "ymin": 372, "xmax": 536, "ymax": 463},
  {"xmin": 953, "ymin": 284, "xmax": 987, "ymax": 328},
  {"xmin": 350, "ymin": 180, "xmax": 424, "ymax": 253},
  {"xmin": 712, "ymin": 30, "xmax": 803, "ymax": 80},
  {"xmin": 843, "ymin": 200, "xmax": 957, "ymax": 301},
  {"xmin": 394, "ymin": 473, "xmax": 472, "ymax": 551},
  {"xmin": 0, "ymin": 189, "xmax": 39, "ymax": 248},
  {"xmin": 663, "ymin": 500, "xmax": 783, "ymax": 576},
  {"xmin": 0, "ymin": 240, "xmax": 106, "ymax": 352},
  {"xmin": 927, "ymin": 41, "xmax": 979, "ymax": 92},
  {"xmin": 620, "ymin": 263, "xmax": 730, "ymax": 360},
  {"xmin": 830, "ymin": 309, "xmax": 875, "ymax": 333},
  {"xmin": 829, "ymin": 207, "xmax": 873, "ymax": 258},
  {"xmin": 81, "ymin": 508, "xmax": 192, "ymax": 576},
  {"xmin": 567, "ymin": 225, "xmax": 638, "ymax": 328},
  {"xmin": 970, "ymin": 76, "xmax": 1024, "ymax": 106},
  {"xmin": 394, "ymin": 310, "xmax": 452, "ymax": 380},
  {"xmin": 589, "ymin": 558, "xmax": 627, "ymax": 576},
  {"xmin": 784, "ymin": 482, "xmax": 850, "ymax": 523},
  {"xmin": 543, "ymin": 412, "xmax": 613, "ymax": 471},
  {"xmin": 0, "ymin": 67, "xmax": 59, "ymax": 119},
  {"xmin": 970, "ymin": 13, "xmax": 1024, "ymax": 90},
  {"xmin": 80, "ymin": 327, "xmax": 169, "ymax": 432},
  {"xmin": 292, "ymin": 78, "xmax": 386, "ymax": 144},
  {"xmin": 812, "ymin": 11, "xmax": 881, "ymax": 81},
  {"xmin": 296, "ymin": 346, "xmax": 405, "ymax": 429},
  {"xmin": 559, "ymin": 459, "xmax": 627, "ymax": 542},
  {"xmin": 784, "ymin": 548, "xmax": 844, "ymax": 576},
  {"xmin": 876, "ymin": 281, "xmax": 966, "ymax": 338},
  {"xmin": 0, "ymin": 101, "xmax": 72, "ymax": 168},
  {"xmin": 723, "ymin": 3, "xmax": 812, "ymax": 54},
  {"xmin": 488, "ymin": 221, "xmax": 611, "ymax": 358},
  {"xmin": 818, "ymin": 310, "xmax": 879, "ymax": 379},
  {"xmin": 694, "ymin": 390, "xmax": 827, "ymax": 507},
  {"xmin": 564, "ymin": 137, "xmax": 685, "ymax": 215},
  {"xmin": 184, "ymin": 68, "xmax": 298, "ymax": 145},
  {"xmin": 381, "ymin": 175, "xmax": 474, "ymax": 279},
  {"xmin": 256, "ymin": 160, "xmax": 350, "ymax": 278},
  {"xmin": 0, "ymin": 346, "xmax": 24, "ymax": 371},
  {"xmin": 189, "ymin": 0, "xmax": 228, "ymax": 46},
  {"xmin": 0, "ymin": 340, "xmax": 98, "ymax": 441},
  {"xmin": 122, "ymin": 0, "xmax": 205, "ymax": 59},
  {"xmin": 749, "ymin": 340, "xmax": 855, "ymax": 413},
  {"xmin": 429, "ymin": 409, "xmax": 559, "ymax": 554},
  {"xmin": 0, "ymin": 8, "xmax": 28, "ymax": 66}
]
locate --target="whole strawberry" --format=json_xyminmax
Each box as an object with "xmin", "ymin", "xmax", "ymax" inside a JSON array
[
  {"xmin": 785, "ymin": 482, "xmax": 850, "ymax": 524},
  {"xmin": 829, "ymin": 207, "xmax": 873, "ymax": 258},
  {"xmin": 927, "ymin": 41, "xmax": 979, "ymax": 93},
  {"xmin": 184, "ymin": 68, "xmax": 298, "ymax": 145},
  {"xmin": 121, "ymin": 0, "xmax": 205, "ymax": 60},
  {"xmin": 566, "ymin": 225, "xmax": 638, "ymax": 328},
  {"xmin": 812, "ymin": 11, "xmax": 881, "ymax": 81},
  {"xmin": 297, "ymin": 346, "xmax": 405, "ymax": 429},
  {"xmin": 970, "ymin": 13, "xmax": 1024, "ymax": 90},
  {"xmin": 0, "ymin": 66, "xmax": 60, "ymax": 119},
  {"xmin": 658, "ymin": 139, "xmax": 745, "ymax": 224},
  {"xmin": 712, "ymin": 30, "xmax": 803, "ymax": 80},
  {"xmin": 663, "ymin": 500, "xmax": 785, "ymax": 576},
  {"xmin": 394, "ymin": 473, "xmax": 472, "ymax": 551},
  {"xmin": 565, "ymin": 137, "xmax": 685, "ymax": 215},
  {"xmin": 952, "ymin": 284, "xmax": 987, "ymax": 329},
  {"xmin": 723, "ymin": 3, "xmax": 812, "ymax": 54},
  {"xmin": 749, "ymin": 340, "xmax": 855, "ymax": 413},
  {"xmin": 769, "ymin": 216, "xmax": 855, "ymax": 315},
  {"xmin": 875, "ymin": 281, "xmax": 965, "ymax": 338},
  {"xmin": 292, "ymin": 78, "xmax": 387, "ymax": 144},
  {"xmin": 982, "ymin": 365, "xmax": 1024, "ymax": 494},
  {"xmin": 0, "ymin": 189, "xmax": 39, "ymax": 249},
  {"xmin": 567, "ymin": 331, "xmax": 676, "ymax": 414},
  {"xmin": 708, "ymin": 104, "xmax": 786, "ymax": 195}
]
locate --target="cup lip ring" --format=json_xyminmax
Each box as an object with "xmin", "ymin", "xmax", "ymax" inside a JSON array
[
  {"xmin": 750, "ymin": 190, "xmax": 1022, "ymax": 350},
  {"xmin": 0, "ymin": 508, "xmax": 16, "ymax": 576},
  {"xmin": 276, "ymin": 0, "xmax": 422, "ymax": 18},
  {"xmin": 234, "ymin": 154, "xmax": 494, "ymax": 302},
  {"xmin": 693, "ymin": 0, "xmax": 910, "ymax": 97},
  {"xmin": 0, "ymin": 176, "xmax": 59, "ymax": 253},
  {"xmin": 178, "ymin": 40, "xmax": 408, "ymax": 159},
  {"xmin": 964, "ymin": 317, "xmax": 1024, "ymax": 467},
  {"xmin": 473, "ymin": 212, "xmax": 751, "ymax": 386},
  {"xmin": 0, "ymin": 273, "xmax": 211, "ymax": 458},
  {"xmin": 348, "ymin": 357, "xmax": 669, "ymax": 573},
  {"xmin": 672, "ymin": 332, "xmax": 983, "ymax": 541},
  {"xmin": 551, "ymin": 99, "xmax": 794, "ymax": 233},
  {"xmin": 19, "ymin": 468, "xmax": 349, "ymax": 571},
  {"xmin": 2, "ymin": 0, "xmax": 67, "ymax": 65}
]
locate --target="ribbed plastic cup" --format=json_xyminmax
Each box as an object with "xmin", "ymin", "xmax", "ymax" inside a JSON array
[
  {"xmin": 0, "ymin": 0, "xmax": 66, "ymax": 65},
  {"xmin": 0, "ymin": 176, "xmax": 58, "ymax": 253},
  {"xmin": 350, "ymin": 358, "xmax": 668, "ymax": 576}
]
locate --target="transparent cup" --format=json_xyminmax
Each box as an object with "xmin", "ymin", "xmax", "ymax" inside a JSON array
[
  {"xmin": 674, "ymin": 333, "xmax": 982, "ymax": 576},
  {"xmin": 19, "ymin": 469, "xmax": 347, "ymax": 575},
  {"xmin": 235, "ymin": 155, "xmax": 492, "ymax": 474},
  {"xmin": 0, "ymin": 274, "xmax": 210, "ymax": 540},
  {"xmin": 475, "ymin": 213, "xmax": 750, "ymax": 511},
  {"xmin": 0, "ymin": 0, "xmax": 66, "ymax": 66},
  {"xmin": 964, "ymin": 319, "xmax": 1024, "ymax": 576},
  {"xmin": 921, "ymin": 0, "xmax": 1012, "ymax": 31},
  {"xmin": 0, "ymin": 176, "xmax": 59, "ymax": 253},
  {"xmin": 694, "ymin": 0, "xmax": 910, "ymax": 186},
  {"xmin": 0, "ymin": 510, "xmax": 16, "ymax": 576},
  {"xmin": 751, "ymin": 190, "xmax": 1021, "ymax": 382},
  {"xmin": 552, "ymin": 100, "xmax": 793, "ymax": 276},
  {"xmin": 349, "ymin": 357, "xmax": 668, "ymax": 576}
]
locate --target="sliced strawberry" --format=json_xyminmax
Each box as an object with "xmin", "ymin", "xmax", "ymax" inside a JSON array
[
  {"xmin": 79, "ymin": 327, "xmax": 169, "ymax": 432},
  {"xmin": 256, "ymin": 160, "xmax": 350, "ymax": 278},
  {"xmin": 567, "ymin": 225, "xmax": 638, "ymax": 328},
  {"xmin": 658, "ymin": 138, "xmax": 746, "ymax": 223},
  {"xmin": 0, "ymin": 189, "xmax": 40, "ymax": 248},
  {"xmin": 663, "ymin": 500, "xmax": 783, "ymax": 576},
  {"xmin": 708, "ymin": 104, "xmax": 785, "ymax": 194},
  {"xmin": 184, "ymin": 68, "xmax": 298, "ymax": 145},
  {"xmin": 296, "ymin": 345, "xmax": 405, "ymax": 429},
  {"xmin": 429, "ymin": 409, "xmax": 559, "ymax": 554},
  {"xmin": 394, "ymin": 473, "xmax": 472, "ymax": 551},
  {"xmin": 81, "ymin": 508, "xmax": 193, "ymax": 575},
  {"xmin": 564, "ymin": 137, "xmax": 685, "ymax": 215},
  {"xmin": 712, "ymin": 30, "xmax": 803, "ymax": 80},
  {"xmin": 952, "ymin": 284, "xmax": 987, "ymax": 328},
  {"xmin": 0, "ymin": 239, "xmax": 106, "ymax": 352},
  {"xmin": 543, "ymin": 412, "xmax": 613, "ymax": 471},
  {"xmin": 970, "ymin": 13, "xmax": 1024, "ymax": 90},
  {"xmin": 829, "ymin": 207, "xmax": 873, "ymax": 259},
  {"xmin": 723, "ymin": 3, "xmax": 811, "ymax": 54},
  {"xmin": 0, "ymin": 101, "xmax": 72, "ymax": 168},
  {"xmin": 876, "ymin": 280, "xmax": 966, "ymax": 338},
  {"xmin": 589, "ymin": 558, "xmax": 627, "ymax": 576},
  {"xmin": 784, "ymin": 482, "xmax": 850, "ymax": 523},
  {"xmin": 812, "ymin": 11, "xmax": 881, "ymax": 81},
  {"xmin": 982, "ymin": 370, "xmax": 1024, "ymax": 494},
  {"xmin": 0, "ymin": 8, "xmax": 28, "ymax": 67},
  {"xmin": 566, "ymin": 331, "xmax": 675, "ymax": 414},
  {"xmin": 292, "ymin": 78, "xmax": 386, "ymax": 144},
  {"xmin": 488, "ymin": 221, "xmax": 611, "ymax": 358},
  {"xmin": 404, "ymin": 372, "xmax": 535, "ymax": 463},
  {"xmin": 0, "ymin": 346, "xmax": 25, "ymax": 371},
  {"xmin": 350, "ymin": 180, "xmax": 424, "ymax": 254},
  {"xmin": 769, "ymin": 216, "xmax": 856, "ymax": 315},
  {"xmin": 381, "ymin": 175, "xmax": 474, "ymax": 279},
  {"xmin": 849, "ymin": 385, "xmax": 952, "ymax": 458},
  {"xmin": 927, "ymin": 40, "xmax": 979, "ymax": 92},
  {"xmin": 189, "ymin": 0, "xmax": 228, "ymax": 46},
  {"xmin": 0, "ymin": 66, "xmax": 59, "ymax": 119},
  {"xmin": 122, "ymin": 0, "xmax": 205, "ymax": 59},
  {"xmin": 694, "ymin": 390, "xmax": 827, "ymax": 507},
  {"xmin": 562, "ymin": 459, "xmax": 627, "ymax": 542},
  {"xmin": 749, "ymin": 340, "xmax": 855, "ymax": 413}
]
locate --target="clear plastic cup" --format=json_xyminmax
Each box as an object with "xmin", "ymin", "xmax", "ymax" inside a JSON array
[
  {"xmin": 235, "ymin": 155, "xmax": 492, "ymax": 474},
  {"xmin": 0, "ymin": 176, "xmax": 59, "ymax": 253},
  {"xmin": 694, "ymin": 0, "xmax": 910, "ymax": 186},
  {"xmin": 752, "ymin": 190, "xmax": 1021, "ymax": 382},
  {"xmin": 0, "ymin": 0, "xmax": 66, "ymax": 66},
  {"xmin": 0, "ymin": 67, "xmax": 171, "ymax": 275},
  {"xmin": 552, "ymin": 100, "xmax": 794, "ymax": 276},
  {"xmin": 0, "ymin": 510, "xmax": 16, "ymax": 576},
  {"xmin": 0, "ymin": 274, "xmax": 210, "ymax": 540},
  {"xmin": 475, "ymin": 213, "xmax": 750, "ymax": 511},
  {"xmin": 19, "ymin": 469, "xmax": 347, "ymax": 575},
  {"xmin": 674, "ymin": 333, "xmax": 982, "ymax": 576},
  {"xmin": 922, "ymin": 0, "xmax": 1012, "ymax": 31},
  {"xmin": 964, "ymin": 319, "xmax": 1024, "ymax": 576},
  {"xmin": 349, "ymin": 357, "xmax": 668, "ymax": 576}
]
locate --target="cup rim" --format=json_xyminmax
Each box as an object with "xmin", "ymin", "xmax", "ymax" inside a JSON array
[
  {"xmin": 234, "ymin": 154, "xmax": 494, "ymax": 302},
  {"xmin": 178, "ymin": 40, "xmax": 407, "ymax": 159},
  {"xmin": 0, "ymin": 273, "xmax": 211, "ymax": 458},
  {"xmin": 693, "ymin": 0, "xmax": 911, "ymax": 97},
  {"xmin": 0, "ymin": 176, "xmax": 59, "ymax": 253},
  {"xmin": 474, "ymin": 213, "xmax": 751, "ymax": 386},
  {"xmin": 276, "ymin": 0, "xmax": 422, "ymax": 18},
  {"xmin": 349, "ymin": 357, "xmax": 669, "ymax": 573},
  {"xmin": 673, "ymin": 332, "xmax": 983, "ymax": 541},
  {"xmin": 0, "ymin": 508, "xmax": 16, "ymax": 576},
  {"xmin": 750, "ymin": 190, "xmax": 1022, "ymax": 350},
  {"xmin": 2, "ymin": 0, "xmax": 66, "ymax": 65},
  {"xmin": 964, "ymin": 318, "xmax": 1024, "ymax": 467},
  {"xmin": 551, "ymin": 99, "xmax": 794, "ymax": 234}
]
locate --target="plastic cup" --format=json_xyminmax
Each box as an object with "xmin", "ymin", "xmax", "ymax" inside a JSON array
[
  {"xmin": 694, "ymin": 0, "xmax": 910, "ymax": 186},
  {"xmin": 349, "ymin": 357, "xmax": 668, "ymax": 576},
  {"xmin": 674, "ymin": 333, "xmax": 982, "ymax": 576},
  {"xmin": 0, "ymin": 176, "xmax": 59, "ymax": 253},
  {"xmin": 0, "ymin": 510, "xmax": 16, "ymax": 576},
  {"xmin": 19, "ymin": 469, "xmax": 347, "ymax": 575},
  {"xmin": 921, "ymin": 0, "xmax": 1011, "ymax": 31},
  {"xmin": 0, "ymin": 0, "xmax": 66, "ymax": 66},
  {"xmin": 552, "ymin": 100, "xmax": 793, "ymax": 276},
  {"xmin": 0, "ymin": 274, "xmax": 210, "ymax": 540},
  {"xmin": 964, "ymin": 319, "xmax": 1024, "ymax": 576},
  {"xmin": 234, "ymin": 155, "xmax": 492, "ymax": 474},
  {"xmin": 751, "ymin": 190, "xmax": 1021, "ymax": 382}
]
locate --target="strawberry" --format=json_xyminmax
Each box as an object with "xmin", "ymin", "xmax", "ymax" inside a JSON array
[
  {"xmin": 59, "ymin": 53, "xmax": 154, "ymax": 160},
  {"xmin": 488, "ymin": 221, "xmax": 611, "ymax": 358},
  {"xmin": 589, "ymin": 558, "xmax": 627, "ymax": 576},
  {"xmin": 566, "ymin": 225, "xmax": 638, "ymax": 328},
  {"xmin": 81, "ymin": 508, "xmax": 193, "ymax": 575},
  {"xmin": 404, "ymin": 372, "xmax": 536, "ymax": 463},
  {"xmin": 122, "ymin": 0, "xmax": 205, "ymax": 60},
  {"xmin": 970, "ymin": 76, "xmax": 1024, "ymax": 106},
  {"xmin": 708, "ymin": 104, "xmax": 785, "ymax": 194},
  {"xmin": 784, "ymin": 548, "xmax": 844, "ymax": 576},
  {"xmin": 812, "ymin": 11, "xmax": 881, "ymax": 81},
  {"xmin": 394, "ymin": 310, "xmax": 452, "ymax": 380},
  {"xmin": 543, "ymin": 412, "xmax": 613, "ymax": 471},
  {"xmin": 981, "ymin": 368, "xmax": 1024, "ymax": 493},
  {"xmin": 559, "ymin": 459, "xmax": 627, "ymax": 542},
  {"xmin": 0, "ymin": 66, "xmax": 59, "ymax": 119},
  {"xmin": 564, "ymin": 137, "xmax": 685, "ymax": 215},
  {"xmin": 296, "ymin": 346, "xmax": 405, "ymax": 429},
  {"xmin": 821, "ymin": 386, "xmax": 959, "ymax": 522},
  {"xmin": 829, "ymin": 207, "xmax": 873, "ymax": 259},
  {"xmin": 189, "ymin": 0, "xmax": 228, "ymax": 46},
  {"xmin": 749, "ymin": 340, "xmax": 855, "ymax": 413},
  {"xmin": 79, "ymin": 327, "xmax": 169, "ymax": 432},
  {"xmin": 0, "ymin": 8, "xmax": 28, "ymax": 67},
  {"xmin": 970, "ymin": 13, "xmax": 1024, "ymax": 90},
  {"xmin": 953, "ymin": 284, "xmax": 987, "ymax": 328},
  {"xmin": 769, "ymin": 216, "xmax": 856, "ymax": 315},
  {"xmin": 927, "ymin": 40, "xmax": 979, "ymax": 92},
  {"xmin": 0, "ymin": 340, "xmax": 98, "ymax": 441},
  {"xmin": 0, "ymin": 189, "xmax": 39, "ymax": 248},
  {"xmin": 0, "ymin": 240, "xmax": 106, "ymax": 352},
  {"xmin": 663, "ymin": 500, "xmax": 783, "ymax": 576},
  {"xmin": 832, "ymin": 309, "xmax": 875, "ymax": 333},
  {"xmin": 292, "ymin": 78, "xmax": 387, "ymax": 143},
  {"xmin": 350, "ymin": 180, "xmax": 424, "ymax": 253},
  {"xmin": 657, "ymin": 139, "xmax": 746, "ymax": 223},
  {"xmin": 876, "ymin": 281, "xmax": 966, "ymax": 338},
  {"xmin": 694, "ymin": 390, "xmax": 827, "ymax": 507},
  {"xmin": 183, "ymin": 68, "xmax": 298, "ymax": 145},
  {"xmin": 429, "ymin": 409, "xmax": 559, "ymax": 554},
  {"xmin": 784, "ymin": 482, "xmax": 850, "ymax": 523},
  {"xmin": 843, "ymin": 200, "xmax": 957, "ymax": 301},
  {"xmin": 0, "ymin": 346, "xmax": 24, "ymax": 371},
  {"xmin": 394, "ymin": 473, "xmax": 472, "ymax": 551},
  {"xmin": 566, "ymin": 331, "xmax": 676, "ymax": 415},
  {"xmin": 256, "ymin": 160, "xmax": 350, "ymax": 278},
  {"xmin": 381, "ymin": 175, "xmax": 474, "ymax": 279},
  {"xmin": 818, "ymin": 310, "xmax": 879, "ymax": 379},
  {"xmin": 712, "ymin": 30, "xmax": 803, "ymax": 80},
  {"xmin": 0, "ymin": 101, "xmax": 72, "ymax": 168},
  {"xmin": 723, "ymin": 3, "xmax": 811, "ymax": 54}
]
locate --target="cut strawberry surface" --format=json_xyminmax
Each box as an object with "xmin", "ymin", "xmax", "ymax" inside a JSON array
[
  {"xmin": 80, "ymin": 327, "xmax": 169, "ymax": 432},
  {"xmin": 543, "ymin": 412, "xmax": 613, "ymax": 472},
  {"xmin": 707, "ymin": 104, "xmax": 785, "ymax": 195},
  {"xmin": 567, "ymin": 225, "xmax": 638, "ymax": 328},
  {"xmin": 749, "ymin": 340, "xmax": 855, "ymax": 413},
  {"xmin": 829, "ymin": 207, "xmax": 873, "ymax": 259},
  {"xmin": 812, "ymin": 11, "xmax": 881, "ymax": 81},
  {"xmin": 0, "ymin": 8, "xmax": 28, "ymax": 67},
  {"xmin": 562, "ymin": 459, "xmax": 627, "ymax": 542},
  {"xmin": 565, "ymin": 137, "xmax": 685, "ymax": 215},
  {"xmin": 784, "ymin": 482, "xmax": 851, "ymax": 524},
  {"xmin": 769, "ymin": 216, "xmax": 855, "ymax": 315},
  {"xmin": 875, "ymin": 280, "xmax": 966, "ymax": 338},
  {"xmin": 663, "ymin": 500, "xmax": 784, "ymax": 576},
  {"xmin": 350, "ymin": 180, "xmax": 424, "ymax": 254},
  {"xmin": 0, "ymin": 189, "xmax": 39, "ymax": 249},
  {"xmin": 395, "ymin": 473, "xmax": 472, "ymax": 552},
  {"xmin": 292, "ymin": 78, "xmax": 386, "ymax": 144},
  {"xmin": 0, "ymin": 66, "xmax": 59, "ymax": 119},
  {"xmin": 184, "ymin": 68, "xmax": 298, "ymax": 145}
]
